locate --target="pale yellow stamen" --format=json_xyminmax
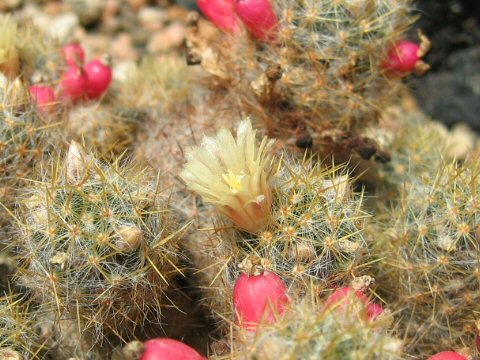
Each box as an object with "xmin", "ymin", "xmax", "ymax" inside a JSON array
[{"xmin": 222, "ymin": 170, "xmax": 245, "ymax": 193}]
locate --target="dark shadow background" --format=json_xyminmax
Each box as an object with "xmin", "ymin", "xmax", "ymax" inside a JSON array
[{"xmin": 411, "ymin": 0, "xmax": 480, "ymax": 132}]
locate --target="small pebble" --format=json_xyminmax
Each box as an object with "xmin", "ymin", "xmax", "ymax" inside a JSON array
[
  {"xmin": 147, "ymin": 22, "xmax": 186, "ymax": 53},
  {"xmin": 138, "ymin": 7, "xmax": 166, "ymax": 30},
  {"xmin": 49, "ymin": 13, "xmax": 80, "ymax": 41}
]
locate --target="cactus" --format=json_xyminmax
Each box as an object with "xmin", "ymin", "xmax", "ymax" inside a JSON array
[
  {"xmin": 66, "ymin": 103, "xmax": 139, "ymax": 158},
  {"xmin": 0, "ymin": 101, "xmax": 52, "ymax": 197},
  {"xmin": 374, "ymin": 155, "xmax": 480, "ymax": 357},
  {"xmin": 181, "ymin": 119, "xmax": 368, "ymax": 284},
  {"xmin": 14, "ymin": 141, "xmax": 186, "ymax": 343},
  {"xmin": 0, "ymin": 76, "xmax": 55, "ymax": 242},
  {"xmin": 180, "ymin": 118, "xmax": 371, "ymax": 348},
  {"xmin": 373, "ymin": 108, "xmax": 448, "ymax": 190},
  {"xmin": 187, "ymin": 0, "xmax": 421, "ymax": 159},
  {"xmin": 0, "ymin": 293, "xmax": 45, "ymax": 359},
  {"xmin": 254, "ymin": 156, "xmax": 368, "ymax": 284},
  {"xmin": 222, "ymin": 293, "xmax": 402, "ymax": 359},
  {"xmin": 1, "ymin": 88, "xmax": 44, "ymax": 191}
]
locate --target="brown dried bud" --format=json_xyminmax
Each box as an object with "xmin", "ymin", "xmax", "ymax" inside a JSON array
[
  {"xmin": 122, "ymin": 340, "xmax": 145, "ymax": 360},
  {"xmin": 116, "ymin": 225, "xmax": 143, "ymax": 252},
  {"xmin": 351, "ymin": 275, "xmax": 375, "ymax": 292}
]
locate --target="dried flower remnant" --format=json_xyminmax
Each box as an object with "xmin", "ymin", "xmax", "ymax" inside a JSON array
[{"xmin": 180, "ymin": 119, "xmax": 274, "ymax": 233}]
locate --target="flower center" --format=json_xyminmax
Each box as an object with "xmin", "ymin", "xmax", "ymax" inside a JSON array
[{"xmin": 222, "ymin": 170, "xmax": 245, "ymax": 193}]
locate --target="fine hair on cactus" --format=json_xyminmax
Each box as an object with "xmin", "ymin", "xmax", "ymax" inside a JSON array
[
  {"xmin": 13, "ymin": 141, "xmax": 187, "ymax": 342},
  {"xmin": 0, "ymin": 292, "xmax": 45, "ymax": 359},
  {"xmin": 235, "ymin": 292, "xmax": 402, "ymax": 360},
  {"xmin": 252, "ymin": 155, "xmax": 369, "ymax": 283},
  {"xmin": 375, "ymin": 157, "xmax": 480, "ymax": 356},
  {"xmin": 186, "ymin": 0, "xmax": 420, "ymax": 160}
]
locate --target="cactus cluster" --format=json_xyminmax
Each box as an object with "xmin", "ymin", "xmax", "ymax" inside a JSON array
[
  {"xmin": 187, "ymin": 0, "xmax": 423, "ymax": 161},
  {"xmin": 2, "ymin": 0, "xmax": 480, "ymax": 359}
]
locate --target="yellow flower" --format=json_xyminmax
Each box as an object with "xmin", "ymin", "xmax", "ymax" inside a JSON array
[
  {"xmin": 0, "ymin": 15, "xmax": 19, "ymax": 78},
  {"xmin": 180, "ymin": 119, "xmax": 274, "ymax": 233}
]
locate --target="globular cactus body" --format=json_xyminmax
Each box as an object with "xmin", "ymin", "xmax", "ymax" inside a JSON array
[
  {"xmin": 0, "ymin": 294, "xmax": 45, "ymax": 359},
  {"xmin": 187, "ymin": 0, "xmax": 418, "ymax": 159},
  {"xmin": 254, "ymin": 157, "xmax": 368, "ymax": 284},
  {"xmin": 240, "ymin": 297, "xmax": 402, "ymax": 360},
  {"xmin": 15, "ymin": 142, "xmax": 185, "ymax": 341},
  {"xmin": 376, "ymin": 156, "xmax": 480, "ymax": 356}
]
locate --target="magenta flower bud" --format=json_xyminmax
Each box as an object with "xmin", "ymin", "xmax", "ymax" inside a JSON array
[
  {"xmin": 60, "ymin": 66, "xmax": 88, "ymax": 101},
  {"xmin": 84, "ymin": 58, "xmax": 112, "ymax": 99},
  {"xmin": 235, "ymin": 0, "xmax": 279, "ymax": 41},
  {"xmin": 383, "ymin": 40, "xmax": 421, "ymax": 73},
  {"xmin": 427, "ymin": 351, "xmax": 468, "ymax": 360},
  {"xmin": 29, "ymin": 85, "xmax": 56, "ymax": 112},
  {"xmin": 233, "ymin": 270, "xmax": 289, "ymax": 330},
  {"xmin": 141, "ymin": 338, "xmax": 206, "ymax": 360},
  {"xmin": 62, "ymin": 42, "xmax": 85, "ymax": 67},
  {"xmin": 197, "ymin": 0, "xmax": 240, "ymax": 33}
]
